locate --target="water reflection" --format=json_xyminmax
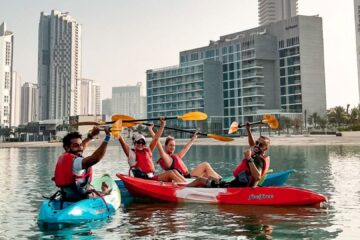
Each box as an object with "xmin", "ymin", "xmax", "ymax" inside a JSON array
[{"xmin": 0, "ymin": 145, "xmax": 360, "ymax": 239}]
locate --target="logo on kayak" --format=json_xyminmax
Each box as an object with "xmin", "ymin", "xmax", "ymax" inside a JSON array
[{"xmin": 248, "ymin": 194, "xmax": 274, "ymax": 200}]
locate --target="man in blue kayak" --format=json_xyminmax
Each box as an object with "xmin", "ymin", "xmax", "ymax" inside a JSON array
[{"xmin": 52, "ymin": 126, "xmax": 111, "ymax": 201}]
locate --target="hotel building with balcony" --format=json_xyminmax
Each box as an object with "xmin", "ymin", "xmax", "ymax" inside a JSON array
[{"xmin": 146, "ymin": 15, "xmax": 326, "ymax": 133}]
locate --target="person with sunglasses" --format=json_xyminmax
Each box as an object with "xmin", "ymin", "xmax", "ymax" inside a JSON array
[
  {"xmin": 53, "ymin": 126, "xmax": 112, "ymax": 201},
  {"xmin": 118, "ymin": 117, "xmax": 187, "ymax": 183},
  {"xmin": 229, "ymin": 122, "xmax": 271, "ymax": 188},
  {"xmin": 148, "ymin": 125, "xmax": 221, "ymax": 181}
]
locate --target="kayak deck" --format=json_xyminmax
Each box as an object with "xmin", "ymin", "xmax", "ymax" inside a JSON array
[{"xmin": 38, "ymin": 174, "xmax": 121, "ymax": 227}]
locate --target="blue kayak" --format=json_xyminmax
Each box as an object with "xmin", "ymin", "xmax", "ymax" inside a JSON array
[
  {"xmin": 38, "ymin": 174, "xmax": 121, "ymax": 228},
  {"xmin": 259, "ymin": 169, "xmax": 296, "ymax": 186},
  {"xmin": 115, "ymin": 169, "xmax": 296, "ymax": 198}
]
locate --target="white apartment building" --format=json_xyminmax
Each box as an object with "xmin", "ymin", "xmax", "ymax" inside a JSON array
[
  {"xmin": 79, "ymin": 78, "xmax": 101, "ymax": 115},
  {"xmin": 37, "ymin": 10, "xmax": 82, "ymax": 120},
  {"xmin": 0, "ymin": 22, "xmax": 13, "ymax": 127},
  {"xmin": 10, "ymin": 71, "xmax": 21, "ymax": 126},
  {"xmin": 112, "ymin": 82, "xmax": 146, "ymax": 119},
  {"xmin": 354, "ymin": 0, "xmax": 360, "ymax": 102},
  {"xmin": 21, "ymin": 82, "xmax": 38, "ymax": 124},
  {"xmin": 259, "ymin": 0, "xmax": 298, "ymax": 26}
]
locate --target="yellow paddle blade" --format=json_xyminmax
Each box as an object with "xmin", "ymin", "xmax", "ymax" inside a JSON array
[
  {"xmin": 111, "ymin": 114, "xmax": 142, "ymax": 127},
  {"xmin": 228, "ymin": 121, "xmax": 239, "ymax": 134},
  {"xmin": 178, "ymin": 112, "xmax": 208, "ymax": 121},
  {"xmin": 262, "ymin": 114, "xmax": 279, "ymax": 129},
  {"xmin": 207, "ymin": 134, "xmax": 234, "ymax": 142},
  {"xmin": 111, "ymin": 120, "xmax": 123, "ymax": 139}
]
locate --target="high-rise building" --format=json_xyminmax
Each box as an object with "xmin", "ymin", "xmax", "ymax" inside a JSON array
[
  {"xmin": 102, "ymin": 98, "xmax": 112, "ymax": 116},
  {"xmin": 0, "ymin": 22, "xmax": 14, "ymax": 128},
  {"xmin": 37, "ymin": 10, "xmax": 82, "ymax": 121},
  {"xmin": 354, "ymin": 0, "xmax": 360, "ymax": 102},
  {"xmin": 93, "ymin": 84, "xmax": 101, "ymax": 115},
  {"xmin": 21, "ymin": 82, "xmax": 38, "ymax": 124},
  {"xmin": 259, "ymin": 0, "xmax": 298, "ymax": 26},
  {"xmin": 79, "ymin": 78, "xmax": 101, "ymax": 115},
  {"xmin": 10, "ymin": 71, "xmax": 21, "ymax": 126},
  {"xmin": 147, "ymin": 15, "xmax": 326, "ymax": 133},
  {"xmin": 112, "ymin": 82, "xmax": 146, "ymax": 119}
]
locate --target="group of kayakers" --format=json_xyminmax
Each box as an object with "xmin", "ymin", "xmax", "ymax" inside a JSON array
[{"xmin": 53, "ymin": 116, "xmax": 271, "ymax": 201}]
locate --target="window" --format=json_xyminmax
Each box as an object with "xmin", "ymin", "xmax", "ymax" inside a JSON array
[
  {"xmin": 280, "ymin": 77, "xmax": 286, "ymax": 86},
  {"xmin": 280, "ymin": 59, "xmax": 285, "ymax": 67},
  {"xmin": 4, "ymin": 72, "xmax": 10, "ymax": 89},
  {"xmin": 280, "ymin": 68, "xmax": 286, "ymax": 77}
]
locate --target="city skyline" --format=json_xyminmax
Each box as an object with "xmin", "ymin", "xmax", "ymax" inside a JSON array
[{"xmin": 0, "ymin": 0, "xmax": 358, "ymax": 109}]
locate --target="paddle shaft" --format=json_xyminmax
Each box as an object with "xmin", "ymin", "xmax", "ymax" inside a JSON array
[
  {"xmin": 238, "ymin": 120, "xmax": 263, "ymax": 128},
  {"xmin": 141, "ymin": 122, "xmax": 207, "ymax": 137}
]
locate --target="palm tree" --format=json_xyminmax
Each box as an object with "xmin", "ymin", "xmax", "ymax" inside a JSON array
[
  {"xmin": 349, "ymin": 107, "xmax": 359, "ymax": 126},
  {"xmin": 318, "ymin": 117, "xmax": 328, "ymax": 131},
  {"xmin": 279, "ymin": 116, "xmax": 293, "ymax": 135},
  {"xmin": 327, "ymin": 106, "xmax": 347, "ymax": 127},
  {"xmin": 309, "ymin": 112, "xmax": 320, "ymax": 128}
]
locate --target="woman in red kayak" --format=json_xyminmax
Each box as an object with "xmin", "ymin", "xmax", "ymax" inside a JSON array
[
  {"xmin": 148, "ymin": 124, "xmax": 222, "ymax": 182},
  {"xmin": 118, "ymin": 117, "xmax": 187, "ymax": 183},
  {"xmin": 230, "ymin": 123, "xmax": 271, "ymax": 187}
]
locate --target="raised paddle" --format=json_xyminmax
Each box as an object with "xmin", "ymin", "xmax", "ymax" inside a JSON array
[
  {"xmin": 228, "ymin": 114, "xmax": 279, "ymax": 134},
  {"xmin": 72, "ymin": 111, "xmax": 208, "ymax": 127},
  {"xmin": 109, "ymin": 114, "xmax": 233, "ymax": 142},
  {"xmin": 97, "ymin": 120, "xmax": 123, "ymax": 139},
  {"xmin": 112, "ymin": 111, "xmax": 208, "ymax": 123},
  {"xmin": 142, "ymin": 122, "xmax": 233, "ymax": 142}
]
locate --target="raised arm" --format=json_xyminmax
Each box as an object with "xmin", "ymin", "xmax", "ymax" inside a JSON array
[
  {"xmin": 148, "ymin": 123, "xmax": 172, "ymax": 167},
  {"xmin": 118, "ymin": 133, "xmax": 130, "ymax": 158},
  {"xmin": 82, "ymin": 127, "xmax": 100, "ymax": 150},
  {"xmin": 243, "ymin": 149, "xmax": 261, "ymax": 182},
  {"xmin": 246, "ymin": 122, "xmax": 255, "ymax": 147},
  {"xmin": 82, "ymin": 127, "xmax": 111, "ymax": 169},
  {"xmin": 177, "ymin": 132, "xmax": 197, "ymax": 159},
  {"xmin": 149, "ymin": 117, "xmax": 165, "ymax": 152}
]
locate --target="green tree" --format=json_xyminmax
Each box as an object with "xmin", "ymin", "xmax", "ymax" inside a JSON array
[
  {"xmin": 309, "ymin": 112, "xmax": 320, "ymax": 128},
  {"xmin": 318, "ymin": 117, "xmax": 328, "ymax": 131},
  {"xmin": 327, "ymin": 106, "xmax": 347, "ymax": 127},
  {"xmin": 279, "ymin": 116, "xmax": 293, "ymax": 135}
]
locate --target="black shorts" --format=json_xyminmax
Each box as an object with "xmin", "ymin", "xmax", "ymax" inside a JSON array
[{"xmin": 174, "ymin": 168, "xmax": 191, "ymax": 178}]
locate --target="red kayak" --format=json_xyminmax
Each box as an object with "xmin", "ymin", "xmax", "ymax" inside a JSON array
[{"xmin": 117, "ymin": 174, "xmax": 327, "ymax": 206}]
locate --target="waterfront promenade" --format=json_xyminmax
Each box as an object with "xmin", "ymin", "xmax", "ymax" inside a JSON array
[{"xmin": 0, "ymin": 132, "xmax": 359, "ymax": 148}]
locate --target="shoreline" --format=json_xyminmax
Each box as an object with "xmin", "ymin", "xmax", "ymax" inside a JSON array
[{"xmin": 1, "ymin": 133, "xmax": 360, "ymax": 148}]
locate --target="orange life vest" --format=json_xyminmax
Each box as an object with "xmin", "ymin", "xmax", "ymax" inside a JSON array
[
  {"xmin": 158, "ymin": 154, "xmax": 189, "ymax": 176},
  {"xmin": 53, "ymin": 152, "xmax": 92, "ymax": 187},
  {"xmin": 233, "ymin": 155, "xmax": 270, "ymax": 180},
  {"xmin": 132, "ymin": 148, "xmax": 155, "ymax": 173}
]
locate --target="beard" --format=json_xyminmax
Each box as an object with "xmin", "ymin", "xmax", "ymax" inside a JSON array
[
  {"xmin": 69, "ymin": 150, "xmax": 83, "ymax": 156},
  {"xmin": 253, "ymin": 146, "xmax": 263, "ymax": 155}
]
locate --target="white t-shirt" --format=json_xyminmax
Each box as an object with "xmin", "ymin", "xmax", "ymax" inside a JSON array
[{"xmin": 73, "ymin": 157, "xmax": 87, "ymax": 186}]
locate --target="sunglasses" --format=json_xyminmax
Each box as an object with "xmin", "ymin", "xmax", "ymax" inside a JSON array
[
  {"xmin": 255, "ymin": 141, "xmax": 266, "ymax": 148},
  {"xmin": 70, "ymin": 143, "xmax": 82, "ymax": 148},
  {"xmin": 135, "ymin": 140, "xmax": 145, "ymax": 145}
]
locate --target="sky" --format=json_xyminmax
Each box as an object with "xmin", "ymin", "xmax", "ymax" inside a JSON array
[{"xmin": 0, "ymin": 0, "xmax": 358, "ymax": 109}]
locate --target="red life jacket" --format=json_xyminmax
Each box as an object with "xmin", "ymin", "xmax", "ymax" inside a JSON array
[
  {"xmin": 132, "ymin": 148, "xmax": 155, "ymax": 173},
  {"xmin": 53, "ymin": 152, "xmax": 92, "ymax": 187},
  {"xmin": 158, "ymin": 154, "xmax": 189, "ymax": 176},
  {"xmin": 233, "ymin": 155, "xmax": 270, "ymax": 179}
]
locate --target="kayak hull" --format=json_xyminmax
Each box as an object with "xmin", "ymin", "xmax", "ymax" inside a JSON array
[
  {"xmin": 115, "ymin": 169, "xmax": 296, "ymax": 198},
  {"xmin": 38, "ymin": 174, "xmax": 121, "ymax": 226},
  {"xmin": 117, "ymin": 174, "xmax": 326, "ymax": 206}
]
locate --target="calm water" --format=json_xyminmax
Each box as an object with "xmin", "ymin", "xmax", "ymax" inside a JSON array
[{"xmin": 0, "ymin": 143, "xmax": 360, "ymax": 239}]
